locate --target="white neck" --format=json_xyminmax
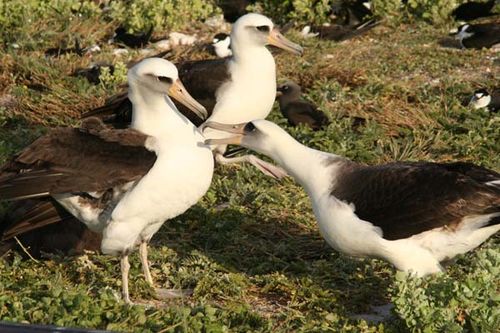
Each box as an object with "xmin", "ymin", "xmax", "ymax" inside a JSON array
[
  {"xmin": 231, "ymin": 40, "xmax": 274, "ymax": 67},
  {"xmin": 128, "ymin": 84, "xmax": 199, "ymax": 142},
  {"xmin": 264, "ymin": 132, "xmax": 341, "ymax": 196}
]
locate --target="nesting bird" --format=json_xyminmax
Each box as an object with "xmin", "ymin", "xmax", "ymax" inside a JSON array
[
  {"xmin": 0, "ymin": 58, "xmax": 214, "ymax": 303},
  {"xmin": 204, "ymin": 120, "xmax": 500, "ymax": 276},
  {"xmin": 452, "ymin": 23, "xmax": 500, "ymax": 49},
  {"xmin": 211, "ymin": 33, "xmax": 232, "ymax": 58},
  {"xmin": 112, "ymin": 26, "xmax": 154, "ymax": 48},
  {"xmin": 452, "ymin": 0, "xmax": 498, "ymax": 21},
  {"xmin": 277, "ymin": 82, "xmax": 329, "ymax": 130},
  {"xmin": 469, "ymin": 88, "xmax": 500, "ymax": 112},
  {"xmin": 304, "ymin": 19, "xmax": 379, "ymax": 42},
  {"xmin": 330, "ymin": 0, "xmax": 373, "ymax": 27}
]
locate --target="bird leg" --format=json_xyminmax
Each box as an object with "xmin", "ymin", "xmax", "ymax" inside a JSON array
[
  {"xmin": 120, "ymin": 254, "xmax": 132, "ymax": 304},
  {"xmin": 139, "ymin": 241, "xmax": 193, "ymax": 299},
  {"xmin": 139, "ymin": 241, "xmax": 154, "ymax": 286},
  {"xmin": 215, "ymin": 153, "xmax": 288, "ymax": 179}
]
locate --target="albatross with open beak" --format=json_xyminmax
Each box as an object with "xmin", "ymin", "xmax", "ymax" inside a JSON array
[
  {"xmin": 203, "ymin": 120, "xmax": 500, "ymax": 276},
  {"xmin": 0, "ymin": 58, "xmax": 214, "ymax": 303}
]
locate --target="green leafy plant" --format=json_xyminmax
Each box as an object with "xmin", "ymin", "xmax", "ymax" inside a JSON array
[
  {"xmin": 391, "ymin": 247, "xmax": 500, "ymax": 332},
  {"xmin": 106, "ymin": 0, "xmax": 220, "ymax": 33},
  {"xmin": 99, "ymin": 62, "xmax": 128, "ymax": 90}
]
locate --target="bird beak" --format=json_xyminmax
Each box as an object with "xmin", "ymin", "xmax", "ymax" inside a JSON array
[
  {"xmin": 202, "ymin": 121, "xmax": 247, "ymax": 145},
  {"xmin": 168, "ymin": 79, "xmax": 208, "ymax": 120},
  {"xmin": 276, "ymin": 86, "xmax": 284, "ymax": 97},
  {"xmin": 267, "ymin": 28, "xmax": 304, "ymax": 55}
]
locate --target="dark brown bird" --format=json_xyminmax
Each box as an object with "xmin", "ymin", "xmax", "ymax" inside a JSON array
[
  {"xmin": 330, "ymin": 0, "xmax": 373, "ymax": 27},
  {"xmin": 306, "ymin": 19, "xmax": 379, "ymax": 41},
  {"xmin": 277, "ymin": 82, "xmax": 329, "ymax": 130},
  {"xmin": 112, "ymin": 25, "xmax": 154, "ymax": 48},
  {"xmin": 452, "ymin": 0, "xmax": 498, "ymax": 21}
]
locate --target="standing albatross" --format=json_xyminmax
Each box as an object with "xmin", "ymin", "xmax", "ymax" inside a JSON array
[
  {"xmin": 0, "ymin": 58, "xmax": 214, "ymax": 303},
  {"xmin": 204, "ymin": 120, "xmax": 500, "ymax": 276},
  {"xmin": 83, "ymin": 13, "xmax": 303, "ymax": 178}
]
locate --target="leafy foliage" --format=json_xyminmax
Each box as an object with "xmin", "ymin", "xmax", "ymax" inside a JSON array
[
  {"xmin": 391, "ymin": 248, "xmax": 500, "ymax": 332},
  {"xmin": 107, "ymin": 0, "xmax": 220, "ymax": 33}
]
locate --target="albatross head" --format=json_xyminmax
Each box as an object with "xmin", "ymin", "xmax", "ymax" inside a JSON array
[
  {"xmin": 128, "ymin": 58, "xmax": 207, "ymax": 119},
  {"xmin": 231, "ymin": 13, "xmax": 303, "ymax": 55},
  {"xmin": 203, "ymin": 119, "xmax": 291, "ymax": 157}
]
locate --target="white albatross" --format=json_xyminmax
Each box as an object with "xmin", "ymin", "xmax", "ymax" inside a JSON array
[
  {"xmin": 203, "ymin": 120, "xmax": 500, "ymax": 276},
  {"xmin": 0, "ymin": 58, "xmax": 214, "ymax": 303},
  {"xmin": 199, "ymin": 13, "xmax": 304, "ymax": 179}
]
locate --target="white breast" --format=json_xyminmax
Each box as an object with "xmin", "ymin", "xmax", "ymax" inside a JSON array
[{"xmin": 102, "ymin": 141, "xmax": 214, "ymax": 255}]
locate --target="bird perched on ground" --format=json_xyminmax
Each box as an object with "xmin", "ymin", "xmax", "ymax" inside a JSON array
[
  {"xmin": 277, "ymin": 82, "xmax": 329, "ymax": 130},
  {"xmin": 211, "ymin": 33, "xmax": 232, "ymax": 58},
  {"xmin": 112, "ymin": 26, "xmax": 154, "ymax": 48},
  {"xmin": 305, "ymin": 19, "xmax": 379, "ymax": 42},
  {"xmin": 85, "ymin": 13, "xmax": 304, "ymax": 179},
  {"xmin": 452, "ymin": 0, "xmax": 498, "ymax": 21},
  {"xmin": 330, "ymin": 0, "xmax": 373, "ymax": 27},
  {"xmin": 0, "ymin": 58, "xmax": 214, "ymax": 303},
  {"xmin": 204, "ymin": 120, "xmax": 500, "ymax": 276},
  {"xmin": 452, "ymin": 23, "xmax": 500, "ymax": 49},
  {"xmin": 469, "ymin": 88, "xmax": 500, "ymax": 112}
]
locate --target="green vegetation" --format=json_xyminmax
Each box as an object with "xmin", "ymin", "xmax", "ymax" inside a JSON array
[{"xmin": 0, "ymin": 0, "xmax": 499, "ymax": 332}]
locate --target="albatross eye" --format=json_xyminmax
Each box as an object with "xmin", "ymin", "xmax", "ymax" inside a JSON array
[
  {"xmin": 157, "ymin": 76, "xmax": 173, "ymax": 84},
  {"xmin": 256, "ymin": 25, "xmax": 270, "ymax": 33},
  {"xmin": 244, "ymin": 122, "xmax": 257, "ymax": 133}
]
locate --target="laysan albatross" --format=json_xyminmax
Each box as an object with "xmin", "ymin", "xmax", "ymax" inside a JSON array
[
  {"xmin": 0, "ymin": 58, "xmax": 214, "ymax": 303},
  {"xmin": 83, "ymin": 13, "xmax": 304, "ymax": 179},
  {"xmin": 203, "ymin": 120, "xmax": 500, "ymax": 276}
]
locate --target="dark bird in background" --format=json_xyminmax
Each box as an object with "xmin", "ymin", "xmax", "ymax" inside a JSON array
[
  {"xmin": 452, "ymin": 22, "xmax": 500, "ymax": 49},
  {"xmin": 330, "ymin": 0, "xmax": 373, "ymax": 27},
  {"xmin": 469, "ymin": 88, "xmax": 500, "ymax": 112},
  {"xmin": 45, "ymin": 38, "xmax": 84, "ymax": 57},
  {"xmin": 277, "ymin": 81, "xmax": 329, "ymax": 130},
  {"xmin": 71, "ymin": 64, "xmax": 115, "ymax": 85},
  {"xmin": 217, "ymin": 0, "xmax": 257, "ymax": 22},
  {"xmin": 452, "ymin": 0, "xmax": 498, "ymax": 21},
  {"xmin": 309, "ymin": 19, "xmax": 379, "ymax": 42},
  {"xmin": 112, "ymin": 25, "xmax": 154, "ymax": 48}
]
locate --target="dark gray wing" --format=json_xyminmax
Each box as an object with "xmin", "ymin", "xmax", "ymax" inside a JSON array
[
  {"xmin": 177, "ymin": 57, "xmax": 231, "ymax": 115},
  {"xmin": 0, "ymin": 117, "xmax": 157, "ymax": 200},
  {"xmin": 332, "ymin": 161, "xmax": 500, "ymax": 240}
]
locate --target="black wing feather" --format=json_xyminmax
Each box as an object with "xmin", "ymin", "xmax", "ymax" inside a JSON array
[{"xmin": 332, "ymin": 161, "xmax": 500, "ymax": 240}]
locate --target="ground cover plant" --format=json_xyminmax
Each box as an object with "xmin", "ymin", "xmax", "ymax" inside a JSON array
[{"xmin": 0, "ymin": 0, "xmax": 499, "ymax": 332}]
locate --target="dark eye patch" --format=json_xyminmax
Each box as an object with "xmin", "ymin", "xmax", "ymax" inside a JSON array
[
  {"xmin": 256, "ymin": 25, "xmax": 270, "ymax": 33},
  {"xmin": 244, "ymin": 122, "xmax": 256, "ymax": 133},
  {"xmin": 157, "ymin": 76, "xmax": 173, "ymax": 84}
]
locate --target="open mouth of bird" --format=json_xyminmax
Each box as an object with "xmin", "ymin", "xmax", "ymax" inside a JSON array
[{"xmin": 202, "ymin": 121, "xmax": 248, "ymax": 145}]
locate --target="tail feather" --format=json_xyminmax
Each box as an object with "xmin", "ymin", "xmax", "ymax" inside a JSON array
[{"xmin": 1, "ymin": 199, "xmax": 101, "ymax": 257}]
